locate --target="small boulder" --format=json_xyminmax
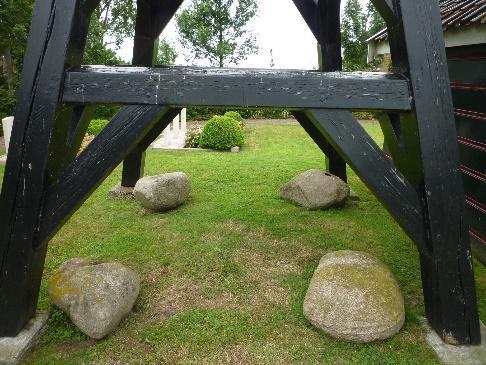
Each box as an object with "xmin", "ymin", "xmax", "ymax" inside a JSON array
[
  {"xmin": 231, "ymin": 146, "xmax": 241, "ymax": 153},
  {"xmin": 134, "ymin": 172, "xmax": 191, "ymax": 212},
  {"xmin": 48, "ymin": 258, "xmax": 140, "ymax": 339},
  {"xmin": 303, "ymin": 251, "xmax": 405, "ymax": 343},
  {"xmin": 281, "ymin": 169, "xmax": 349, "ymax": 210}
]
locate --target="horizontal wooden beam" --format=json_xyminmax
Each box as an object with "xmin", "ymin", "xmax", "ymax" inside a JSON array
[{"xmin": 62, "ymin": 66, "xmax": 412, "ymax": 111}]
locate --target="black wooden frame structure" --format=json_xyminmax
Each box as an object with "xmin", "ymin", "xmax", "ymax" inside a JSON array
[{"xmin": 0, "ymin": 0, "xmax": 481, "ymax": 346}]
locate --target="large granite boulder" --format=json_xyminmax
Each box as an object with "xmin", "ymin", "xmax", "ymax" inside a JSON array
[
  {"xmin": 304, "ymin": 251, "xmax": 405, "ymax": 343},
  {"xmin": 134, "ymin": 172, "xmax": 191, "ymax": 212},
  {"xmin": 48, "ymin": 258, "xmax": 140, "ymax": 339},
  {"xmin": 281, "ymin": 169, "xmax": 349, "ymax": 210}
]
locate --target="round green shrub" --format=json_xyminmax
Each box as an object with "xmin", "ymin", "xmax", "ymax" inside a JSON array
[
  {"xmin": 199, "ymin": 116, "xmax": 244, "ymax": 151},
  {"xmin": 224, "ymin": 111, "xmax": 244, "ymax": 126},
  {"xmin": 87, "ymin": 119, "xmax": 109, "ymax": 136}
]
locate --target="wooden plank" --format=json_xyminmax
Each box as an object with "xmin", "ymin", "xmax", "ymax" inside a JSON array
[
  {"xmin": 448, "ymin": 59, "xmax": 486, "ymax": 84},
  {"xmin": 461, "ymin": 170, "xmax": 486, "ymax": 205},
  {"xmin": 304, "ymin": 109, "xmax": 426, "ymax": 246},
  {"xmin": 458, "ymin": 141, "xmax": 486, "ymax": 174},
  {"xmin": 452, "ymin": 89, "xmax": 486, "ymax": 114},
  {"xmin": 122, "ymin": 0, "xmax": 184, "ymax": 188},
  {"xmin": 292, "ymin": 0, "xmax": 347, "ymax": 181},
  {"xmin": 292, "ymin": 0, "xmax": 319, "ymax": 40},
  {"xmin": 396, "ymin": 0, "xmax": 481, "ymax": 345},
  {"xmin": 0, "ymin": 0, "xmax": 99, "ymax": 337},
  {"xmin": 133, "ymin": 0, "xmax": 184, "ymax": 66},
  {"xmin": 62, "ymin": 66, "xmax": 412, "ymax": 111},
  {"xmin": 39, "ymin": 107, "xmax": 180, "ymax": 243},
  {"xmin": 370, "ymin": 0, "xmax": 407, "ymax": 71},
  {"xmin": 371, "ymin": 0, "xmax": 396, "ymax": 24},
  {"xmin": 455, "ymin": 112, "xmax": 486, "ymax": 144}
]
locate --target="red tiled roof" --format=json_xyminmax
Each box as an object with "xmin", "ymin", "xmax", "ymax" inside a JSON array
[{"xmin": 368, "ymin": 0, "xmax": 486, "ymax": 42}]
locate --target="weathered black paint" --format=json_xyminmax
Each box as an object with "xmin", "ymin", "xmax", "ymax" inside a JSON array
[
  {"xmin": 0, "ymin": 0, "xmax": 480, "ymax": 345},
  {"xmin": 62, "ymin": 66, "xmax": 412, "ymax": 111},
  {"xmin": 121, "ymin": 0, "xmax": 184, "ymax": 188},
  {"xmin": 0, "ymin": 0, "xmax": 101, "ymax": 336},
  {"xmin": 373, "ymin": 0, "xmax": 481, "ymax": 344},
  {"xmin": 291, "ymin": 0, "xmax": 347, "ymax": 181}
]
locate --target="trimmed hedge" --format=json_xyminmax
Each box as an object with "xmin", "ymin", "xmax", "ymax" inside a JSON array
[
  {"xmin": 199, "ymin": 116, "xmax": 244, "ymax": 151},
  {"xmin": 87, "ymin": 119, "xmax": 109, "ymax": 136},
  {"xmin": 224, "ymin": 111, "xmax": 244, "ymax": 126}
]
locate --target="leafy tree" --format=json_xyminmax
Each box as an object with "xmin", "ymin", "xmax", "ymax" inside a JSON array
[
  {"xmin": 156, "ymin": 38, "xmax": 178, "ymax": 65},
  {"xmin": 0, "ymin": 0, "xmax": 34, "ymax": 118},
  {"xmin": 341, "ymin": 0, "xmax": 385, "ymax": 71},
  {"xmin": 0, "ymin": 0, "xmax": 135, "ymax": 119},
  {"xmin": 176, "ymin": 0, "xmax": 258, "ymax": 67}
]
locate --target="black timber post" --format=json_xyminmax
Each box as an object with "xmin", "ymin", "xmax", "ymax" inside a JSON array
[
  {"xmin": 0, "ymin": 0, "xmax": 99, "ymax": 336},
  {"xmin": 372, "ymin": 0, "xmax": 481, "ymax": 345},
  {"xmin": 292, "ymin": 0, "xmax": 347, "ymax": 182},
  {"xmin": 121, "ymin": 0, "xmax": 184, "ymax": 188}
]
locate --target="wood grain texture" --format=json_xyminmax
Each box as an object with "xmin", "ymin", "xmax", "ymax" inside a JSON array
[
  {"xmin": 62, "ymin": 66, "xmax": 412, "ymax": 111},
  {"xmin": 401, "ymin": 0, "xmax": 480, "ymax": 345},
  {"xmin": 0, "ymin": 0, "xmax": 99, "ymax": 337},
  {"xmin": 292, "ymin": 0, "xmax": 347, "ymax": 181},
  {"xmin": 122, "ymin": 0, "xmax": 184, "ymax": 187}
]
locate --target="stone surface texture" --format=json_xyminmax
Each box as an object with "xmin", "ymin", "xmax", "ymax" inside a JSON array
[
  {"xmin": 281, "ymin": 169, "xmax": 349, "ymax": 210},
  {"xmin": 134, "ymin": 172, "xmax": 191, "ymax": 212},
  {"xmin": 304, "ymin": 250, "xmax": 405, "ymax": 343},
  {"xmin": 0, "ymin": 311, "xmax": 48, "ymax": 365},
  {"xmin": 48, "ymin": 258, "xmax": 140, "ymax": 339},
  {"xmin": 108, "ymin": 183, "xmax": 134, "ymax": 199},
  {"xmin": 424, "ymin": 319, "xmax": 486, "ymax": 365}
]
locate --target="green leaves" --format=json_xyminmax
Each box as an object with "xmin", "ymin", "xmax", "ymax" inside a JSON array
[
  {"xmin": 342, "ymin": 0, "xmax": 386, "ymax": 71},
  {"xmin": 176, "ymin": 0, "xmax": 258, "ymax": 67},
  {"xmin": 156, "ymin": 38, "xmax": 178, "ymax": 65}
]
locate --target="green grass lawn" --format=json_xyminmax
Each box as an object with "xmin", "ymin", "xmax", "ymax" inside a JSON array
[{"xmin": 1, "ymin": 123, "xmax": 484, "ymax": 364}]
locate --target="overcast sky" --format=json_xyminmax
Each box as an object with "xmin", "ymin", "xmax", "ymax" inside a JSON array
[{"xmin": 118, "ymin": 0, "xmax": 368, "ymax": 70}]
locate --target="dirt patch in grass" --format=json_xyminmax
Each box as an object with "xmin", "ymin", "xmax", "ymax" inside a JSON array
[
  {"xmin": 146, "ymin": 278, "xmax": 239, "ymax": 322},
  {"xmin": 221, "ymin": 220, "xmax": 246, "ymax": 232}
]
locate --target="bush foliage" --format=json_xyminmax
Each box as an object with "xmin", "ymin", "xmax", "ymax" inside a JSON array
[
  {"xmin": 199, "ymin": 116, "xmax": 244, "ymax": 151},
  {"xmin": 185, "ymin": 126, "xmax": 203, "ymax": 148},
  {"xmin": 224, "ymin": 111, "xmax": 245, "ymax": 128},
  {"xmin": 187, "ymin": 107, "xmax": 291, "ymax": 121},
  {"xmin": 87, "ymin": 119, "xmax": 108, "ymax": 136}
]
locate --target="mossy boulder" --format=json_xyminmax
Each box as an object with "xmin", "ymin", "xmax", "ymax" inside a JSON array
[
  {"xmin": 48, "ymin": 258, "xmax": 140, "ymax": 339},
  {"xmin": 134, "ymin": 172, "xmax": 191, "ymax": 212},
  {"xmin": 303, "ymin": 251, "xmax": 405, "ymax": 343},
  {"xmin": 281, "ymin": 169, "xmax": 349, "ymax": 210}
]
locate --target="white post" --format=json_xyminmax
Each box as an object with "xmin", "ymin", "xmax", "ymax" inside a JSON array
[
  {"xmin": 2, "ymin": 116, "xmax": 14, "ymax": 154},
  {"xmin": 151, "ymin": 109, "xmax": 187, "ymax": 149}
]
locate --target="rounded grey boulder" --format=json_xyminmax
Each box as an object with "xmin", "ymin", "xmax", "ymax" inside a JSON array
[
  {"xmin": 303, "ymin": 251, "xmax": 405, "ymax": 343},
  {"xmin": 281, "ymin": 169, "xmax": 349, "ymax": 210},
  {"xmin": 48, "ymin": 258, "xmax": 140, "ymax": 339},
  {"xmin": 134, "ymin": 172, "xmax": 191, "ymax": 211}
]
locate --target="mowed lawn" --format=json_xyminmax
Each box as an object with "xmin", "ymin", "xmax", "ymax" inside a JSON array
[{"xmin": 1, "ymin": 122, "xmax": 484, "ymax": 364}]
